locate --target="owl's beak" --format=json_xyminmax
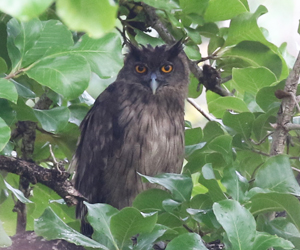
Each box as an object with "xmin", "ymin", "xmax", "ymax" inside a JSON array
[{"xmin": 150, "ymin": 73, "xmax": 158, "ymax": 95}]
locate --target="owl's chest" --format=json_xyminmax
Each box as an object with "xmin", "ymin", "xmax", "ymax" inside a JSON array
[{"xmin": 116, "ymin": 96, "xmax": 184, "ymax": 174}]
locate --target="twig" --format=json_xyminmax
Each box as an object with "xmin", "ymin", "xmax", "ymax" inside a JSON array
[{"xmin": 187, "ymin": 98, "xmax": 214, "ymax": 121}]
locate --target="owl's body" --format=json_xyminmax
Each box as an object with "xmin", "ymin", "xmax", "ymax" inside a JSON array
[{"xmin": 73, "ymin": 42, "xmax": 189, "ymax": 236}]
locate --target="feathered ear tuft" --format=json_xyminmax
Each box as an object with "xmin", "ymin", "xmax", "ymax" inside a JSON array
[
  {"xmin": 167, "ymin": 40, "xmax": 184, "ymax": 59},
  {"xmin": 126, "ymin": 41, "xmax": 142, "ymax": 60}
]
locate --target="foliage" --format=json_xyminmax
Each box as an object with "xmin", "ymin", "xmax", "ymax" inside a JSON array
[{"xmin": 0, "ymin": 0, "xmax": 300, "ymax": 249}]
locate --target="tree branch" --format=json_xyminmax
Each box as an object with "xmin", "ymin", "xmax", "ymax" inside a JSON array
[
  {"xmin": 270, "ymin": 51, "xmax": 300, "ymax": 155},
  {"xmin": 0, "ymin": 156, "xmax": 82, "ymax": 206}
]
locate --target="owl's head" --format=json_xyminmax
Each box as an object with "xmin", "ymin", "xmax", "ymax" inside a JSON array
[{"xmin": 117, "ymin": 41, "xmax": 189, "ymax": 95}]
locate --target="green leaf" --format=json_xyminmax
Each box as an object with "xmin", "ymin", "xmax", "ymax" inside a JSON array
[
  {"xmin": 33, "ymin": 106, "xmax": 70, "ymax": 132},
  {"xmin": 68, "ymin": 104, "xmax": 89, "ymax": 126},
  {"xmin": 0, "ymin": 220, "xmax": 11, "ymax": 247},
  {"xmin": 213, "ymin": 200, "xmax": 256, "ymax": 250},
  {"xmin": 7, "ymin": 18, "xmax": 42, "ymax": 71},
  {"xmin": 133, "ymin": 189, "xmax": 172, "ymax": 213},
  {"xmin": 56, "ymin": 0, "xmax": 118, "ymax": 38},
  {"xmin": 254, "ymin": 155, "xmax": 300, "ymax": 195},
  {"xmin": 70, "ymin": 33, "xmax": 123, "ymax": 78},
  {"xmin": 133, "ymin": 224, "xmax": 168, "ymax": 250},
  {"xmin": 4, "ymin": 180, "xmax": 32, "ymax": 204},
  {"xmin": 0, "ymin": 78, "xmax": 18, "ymax": 103},
  {"xmin": 11, "ymin": 79, "xmax": 36, "ymax": 98},
  {"xmin": 252, "ymin": 110, "xmax": 276, "ymax": 141},
  {"xmin": 0, "ymin": 117, "xmax": 10, "ymax": 151},
  {"xmin": 232, "ymin": 67, "xmax": 277, "ymax": 95},
  {"xmin": 199, "ymin": 164, "xmax": 227, "ymax": 202},
  {"xmin": 0, "ymin": 0, "xmax": 53, "ymax": 21},
  {"xmin": 262, "ymin": 218, "xmax": 300, "ymax": 249},
  {"xmin": 165, "ymin": 233, "xmax": 208, "ymax": 250},
  {"xmin": 222, "ymin": 167, "xmax": 249, "ymax": 202},
  {"xmin": 208, "ymin": 96, "xmax": 249, "ymax": 119},
  {"xmin": 225, "ymin": 5, "xmax": 268, "ymax": 46},
  {"xmin": 223, "ymin": 111, "xmax": 254, "ymax": 140},
  {"xmin": 204, "ymin": 0, "xmax": 247, "ymax": 22},
  {"xmin": 22, "ymin": 20, "xmax": 74, "ymax": 66},
  {"xmin": 252, "ymin": 232, "xmax": 294, "ymax": 250},
  {"xmin": 0, "ymin": 57, "xmax": 7, "ymax": 74},
  {"xmin": 250, "ymin": 193, "xmax": 300, "ymax": 232},
  {"xmin": 208, "ymin": 135, "xmax": 233, "ymax": 165},
  {"xmin": 136, "ymin": 0, "xmax": 179, "ymax": 10},
  {"xmin": 202, "ymin": 121, "xmax": 225, "ymax": 142},
  {"xmin": 256, "ymin": 80, "xmax": 285, "ymax": 112},
  {"xmin": 180, "ymin": 0, "xmax": 209, "ymax": 15},
  {"xmin": 85, "ymin": 202, "xmax": 119, "ymax": 250},
  {"xmin": 185, "ymin": 127, "xmax": 203, "ymax": 146},
  {"xmin": 35, "ymin": 207, "xmax": 108, "ymax": 249},
  {"xmin": 110, "ymin": 207, "xmax": 157, "ymax": 249},
  {"xmin": 222, "ymin": 41, "xmax": 283, "ymax": 79},
  {"xmin": 139, "ymin": 173, "xmax": 193, "ymax": 202},
  {"xmin": 27, "ymin": 55, "xmax": 90, "ymax": 100}
]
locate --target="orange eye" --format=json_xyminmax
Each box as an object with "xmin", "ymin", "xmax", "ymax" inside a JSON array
[
  {"xmin": 135, "ymin": 65, "xmax": 147, "ymax": 74},
  {"xmin": 161, "ymin": 64, "xmax": 173, "ymax": 73}
]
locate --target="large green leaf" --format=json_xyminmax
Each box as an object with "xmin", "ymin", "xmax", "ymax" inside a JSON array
[
  {"xmin": 250, "ymin": 193, "xmax": 300, "ymax": 232},
  {"xmin": 254, "ymin": 155, "xmax": 300, "ymax": 196},
  {"xmin": 85, "ymin": 202, "xmax": 119, "ymax": 250},
  {"xmin": 208, "ymin": 135, "xmax": 233, "ymax": 165},
  {"xmin": 34, "ymin": 207, "xmax": 108, "ymax": 249},
  {"xmin": 232, "ymin": 67, "xmax": 277, "ymax": 95},
  {"xmin": 252, "ymin": 232, "xmax": 294, "ymax": 250},
  {"xmin": 262, "ymin": 217, "xmax": 300, "ymax": 249},
  {"xmin": 0, "ymin": 117, "xmax": 10, "ymax": 151},
  {"xmin": 208, "ymin": 96, "xmax": 249, "ymax": 118},
  {"xmin": 0, "ymin": 78, "xmax": 18, "ymax": 103},
  {"xmin": 165, "ymin": 233, "xmax": 208, "ymax": 250},
  {"xmin": 221, "ymin": 41, "xmax": 283, "ymax": 79},
  {"xmin": 70, "ymin": 33, "xmax": 123, "ymax": 78},
  {"xmin": 135, "ymin": 0, "xmax": 179, "ymax": 11},
  {"xmin": 7, "ymin": 18, "xmax": 42, "ymax": 71},
  {"xmin": 56, "ymin": 0, "xmax": 118, "ymax": 38},
  {"xmin": 223, "ymin": 111, "xmax": 255, "ymax": 140},
  {"xmin": 110, "ymin": 207, "xmax": 157, "ymax": 249},
  {"xmin": 213, "ymin": 200, "xmax": 256, "ymax": 250},
  {"xmin": 225, "ymin": 5, "xmax": 268, "ymax": 46},
  {"xmin": 199, "ymin": 164, "xmax": 227, "ymax": 202},
  {"xmin": 222, "ymin": 167, "xmax": 249, "ymax": 202},
  {"xmin": 256, "ymin": 80, "xmax": 285, "ymax": 112},
  {"xmin": 139, "ymin": 173, "xmax": 193, "ymax": 202},
  {"xmin": 133, "ymin": 189, "xmax": 172, "ymax": 213},
  {"xmin": 204, "ymin": 0, "xmax": 247, "ymax": 22},
  {"xmin": 22, "ymin": 20, "xmax": 74, "ymax": 66},
  {"xmin": 179, "ymin": 0, "xmax": 209, "ymax": 15},
  {"xmin": 27, "ymin": 55, "xmax": 90, "ymax": 100},
  {"xmin": 33, "ymin": 106, "xmax": 70, "ymax": 132},
  {"xmin": 132, "ymin": 224, "xmax": 168, "ymax": 250},
  {"xmin": 0, "ymin": 0, "xmax": 53, "ymax": 21}
]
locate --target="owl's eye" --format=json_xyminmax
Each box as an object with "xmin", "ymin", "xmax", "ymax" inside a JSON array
[
  {"xmin": 161, "ymin": 64, "xmax": 173, "ymax": 73},
  {"xmin": 135, "ymin": 65, "xmax": 147, "ymax": 74}
]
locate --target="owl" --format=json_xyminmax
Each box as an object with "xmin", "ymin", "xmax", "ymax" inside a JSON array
[{"xmin": 73, "ymin": 41, "xmax": 190, "ymax": 236}]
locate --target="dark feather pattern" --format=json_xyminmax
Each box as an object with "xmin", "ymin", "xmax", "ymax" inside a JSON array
[{"xmin": 72, "ymin": 42, "xmax": 190, "ymax": 236}]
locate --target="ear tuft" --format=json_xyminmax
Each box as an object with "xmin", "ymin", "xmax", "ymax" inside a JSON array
[{"xmin": 167, "ymin": 40, "xmax": 184, "ymax": 59}]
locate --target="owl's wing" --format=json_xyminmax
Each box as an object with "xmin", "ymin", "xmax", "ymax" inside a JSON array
[{"xmin": 72, "ymin": 82, "xmax": 121, "ymax": 235}]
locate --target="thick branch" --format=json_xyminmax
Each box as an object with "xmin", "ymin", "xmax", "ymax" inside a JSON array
[
  {"xmin": 270, "ymin": 51, "xmax": 300, "ymax": 155},
  {"xmin": 141, "ymin": 3, "xmax": 231, "ymax": 97},
  {"xmin": 0, "ymin": 156, "xmax": 82, "ymax": 206}
]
